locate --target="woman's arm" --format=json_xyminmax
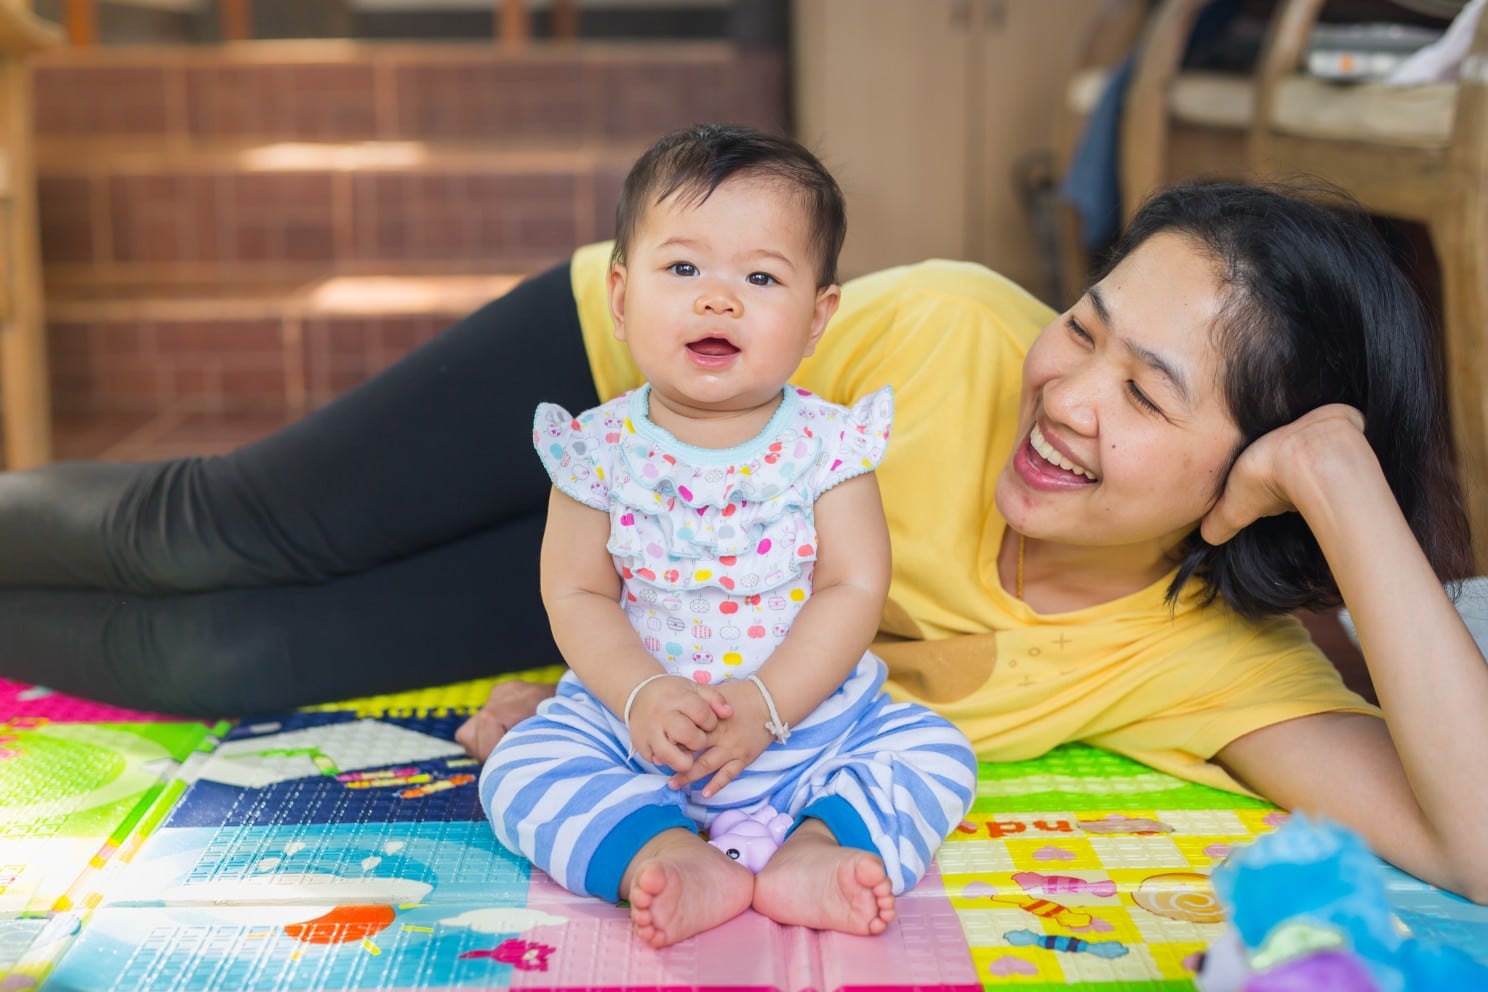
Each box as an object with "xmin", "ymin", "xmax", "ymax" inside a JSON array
[
  {"xmin": 1205, "ymin": 404, "xmax": 1488, "ymax": 901},
  {"xmin": 539, "ymin": 488, "xmax": 726, "ymax": 769},
  {"xmin": 673, "ymin": 471, "xmax": 892, "ymax": 795}
]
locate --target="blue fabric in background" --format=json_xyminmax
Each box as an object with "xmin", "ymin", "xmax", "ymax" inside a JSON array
[{"xmin": 1059, "ymin": 0, "xmax": 1247, "ymax": 252}]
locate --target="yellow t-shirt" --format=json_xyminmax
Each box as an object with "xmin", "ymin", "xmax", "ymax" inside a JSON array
[{"xmin": 569, "ymin": 242, "xmax": 1378, "ymax": 794}]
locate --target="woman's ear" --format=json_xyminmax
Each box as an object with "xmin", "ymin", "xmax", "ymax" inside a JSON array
[
  {"xmin": 803, "ymin": 284, "xmax": 841, "ymax": 357},
  {"xmin": 607, "ymin": 263, "xmax": 628, "ymax": 341}
]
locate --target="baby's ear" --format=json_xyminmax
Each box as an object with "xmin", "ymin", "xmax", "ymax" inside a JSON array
[
  {"xmin": 804, "ymin": 283, "xmax": 841, "ymax": 356},
  {"xmin": 608, "ymin": 264, "xmax": 629, "ymax": 340}
]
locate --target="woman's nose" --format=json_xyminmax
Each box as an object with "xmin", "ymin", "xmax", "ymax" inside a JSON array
[{"xmin": 1040, "ymin": 365, "xmax": 1100, "ymax": 436}]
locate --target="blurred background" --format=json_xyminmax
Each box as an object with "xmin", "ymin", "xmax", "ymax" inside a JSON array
[{"xmin": 0, "ymin": 1, "xmax": 1482, "ymax": 595}]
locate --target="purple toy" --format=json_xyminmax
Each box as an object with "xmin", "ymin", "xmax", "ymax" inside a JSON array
[{"xmin": 707, "ymin": 806, "xmax": 794, "ymax": 872}]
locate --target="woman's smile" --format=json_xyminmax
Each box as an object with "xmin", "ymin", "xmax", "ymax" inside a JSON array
[{"xmin": 1028, "ymin": 423, "xmax": 1098, "ymax": 481}]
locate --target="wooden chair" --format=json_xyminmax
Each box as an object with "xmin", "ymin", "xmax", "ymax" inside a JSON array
[
  {"xmin": 0, "ymin": 2, "xmax": 61, "ymax": 468},
  {"xmin": 1120, "ymin": 0, "xmax": 1272, "ymax": 223},
  {"xmin": 1051, "ymin": 0, "xmax": 1155, "ymax": 299},
  {"xmin": 1249, "ymin": 0, "xmax": 1488, "ymax": 569}
]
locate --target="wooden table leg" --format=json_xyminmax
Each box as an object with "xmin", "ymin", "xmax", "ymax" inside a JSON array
[{"xmin": 62, "ymin": 0, "xmax": 96, "ymax": 46}]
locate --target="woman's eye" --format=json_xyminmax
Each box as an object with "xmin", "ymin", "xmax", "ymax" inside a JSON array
[
  {"xmin": 1126, "ymin": 381, "xmax": 1162, "ymax": 415},
  {"xmin": 1065, "ymin": 316, "xmax": 1092, "ymax": 343},
  {"xmin": 747, "ymin": 272, "xmax": 777, "ymax": 286},
  {"xmin": 668, "ymin": 262, "xmax": 698, "ymax": 277}
]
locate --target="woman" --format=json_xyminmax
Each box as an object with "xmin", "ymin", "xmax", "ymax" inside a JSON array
[{"xmin": 2, "ymin": 177, "xmax": 1484, "ymax": 901}]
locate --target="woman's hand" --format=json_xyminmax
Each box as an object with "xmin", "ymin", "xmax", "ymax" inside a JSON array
[
  {"xmin": 455, "ymin": 679, "xmax": 558, "ymax": 761},
  {"xmin": 667, "ymin": 678, "xmax": 774, "ymax": 797},
  {"xmin": 1201, "ymin": 403, "xmax": 1369, "ymax": 546}
]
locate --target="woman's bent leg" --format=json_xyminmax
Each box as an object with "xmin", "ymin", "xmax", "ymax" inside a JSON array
[
  {"xmin": 0, "ymin": 512, "xmax": 558, "ymax": 714},
  {"xmin": 0, "ymin": 263, "xmax": 596, "ymax": 592}
]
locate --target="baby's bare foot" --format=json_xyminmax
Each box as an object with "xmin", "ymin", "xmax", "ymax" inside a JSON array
[
  {"xmin": 454, "ymin": 679, "xmax": 557, "ymax": 760},
  {"xmin": 626, "ymin": 832, "xmax": 755, "ymax": 948},
  {"xmin": 753, "ymin": 822, "xmax": 895, "ymax": 935}
]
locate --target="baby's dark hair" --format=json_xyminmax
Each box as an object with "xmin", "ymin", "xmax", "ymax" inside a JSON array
[
  {"xmin": 1102, "ymin": 181, "xmax": 1472, "ymax": 619},
  {"xmin": 611, "ymin": 123, "xmax": 847, "ymax": 287}
]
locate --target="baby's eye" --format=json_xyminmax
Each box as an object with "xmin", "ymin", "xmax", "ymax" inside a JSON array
[
  {"xmin": 668, "ymin": 262, "xmax": 698, "ymax": 277},
  {"xmin": 747, "ymin": 272, "xmax": 778, "ymax": 287}
]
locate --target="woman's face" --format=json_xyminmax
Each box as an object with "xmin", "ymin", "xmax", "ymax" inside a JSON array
[{"xmin": 995, "ymin": 231, "xmax": 1243, "ymax": 557}]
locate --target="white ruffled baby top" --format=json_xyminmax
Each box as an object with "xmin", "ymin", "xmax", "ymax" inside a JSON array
[{"xmin": 533, "ymin": 383, "xmax": 893, "ymax": 684}]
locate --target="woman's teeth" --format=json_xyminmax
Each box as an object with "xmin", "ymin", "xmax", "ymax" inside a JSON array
[{"xmin": 1030, "ymin": 424, "xmax": 1096, "ymax": 480}]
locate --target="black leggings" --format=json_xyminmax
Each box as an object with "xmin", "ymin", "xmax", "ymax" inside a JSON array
[{"xmin": 0, "ymin": 262, "xmax": 597, "ymax": 716}]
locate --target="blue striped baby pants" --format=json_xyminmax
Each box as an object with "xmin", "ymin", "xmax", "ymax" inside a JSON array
[{"xmin": 478, "ymin": 654, "xmax": 977, "ymax": 903}]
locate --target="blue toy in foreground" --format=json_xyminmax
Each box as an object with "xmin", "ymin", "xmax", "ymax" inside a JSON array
[{"xmin": 1196, "ymin": 814, "xmax": 1488, "ymax": 992}]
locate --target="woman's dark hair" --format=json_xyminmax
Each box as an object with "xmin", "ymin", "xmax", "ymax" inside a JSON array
[
  {"xmin": 1100, "ymin": 181, "xmax": 1472, "ymax": 619},
  {"xmin": 611, "ymin": 123, "xmax": 847, "ymax": 287}
]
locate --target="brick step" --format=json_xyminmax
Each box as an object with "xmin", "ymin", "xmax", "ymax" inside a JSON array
[
  {"xmin": 32, "ymin": 39, "xmax": 785, "ymax": 417},
  {"xmin": 45, "ymin": 270, "xmax": 532, "ymax": 416},
  {"xmin": 33, "ymin": 40, "xmax": 785, "ymax": 145},
  {"xmin": 39, "ymin": 137, "xmax": 638, "ymax": 275}
]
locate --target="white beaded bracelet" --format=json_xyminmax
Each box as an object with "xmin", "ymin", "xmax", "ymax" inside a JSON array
[
  {"xmin": 746, "ymin": 674, "xmax": 791, "ymax": 745},
  {"xmin": 623, "ymin": 672, "xmax": 680, "ymax": 759}
]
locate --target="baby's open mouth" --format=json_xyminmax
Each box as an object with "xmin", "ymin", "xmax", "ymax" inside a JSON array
[{"xmin": 688, "ymin": 338, "xmax": 739, "ymax": 357}]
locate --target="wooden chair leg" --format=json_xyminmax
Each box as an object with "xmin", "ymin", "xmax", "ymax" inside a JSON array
[
  {"xmin": 220, "ymin": 0, "xmax": 253, "ymax": 42},
  {"xmin": 0, "ymin": 59, "xmax": 51, "ymax": 468},
  {"xmin": 1435, "ymin": 215, "xmax": 1488, "ymax": 573},
  {"xmin": 62, "ymin": 0, "xmax": 96, "ymax": 46},
  {"xmin": 499, "ymin": 0, "xmax": 531, "ymax": 45}
]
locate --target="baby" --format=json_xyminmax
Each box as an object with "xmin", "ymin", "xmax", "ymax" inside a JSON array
[{"xmin": 478, "ymin": 124, "xmax": 976, "ymax": 948}]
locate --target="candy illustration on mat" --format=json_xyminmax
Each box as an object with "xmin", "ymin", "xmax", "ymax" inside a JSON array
[
  {"xmin": 1005, "ymin": 928, "xmax": 1129, "ymax": 958},
  {"xmin": 1132, "ymin": 872, "xmax": 1225, "ymax": 924},
  {"xmin": 987, "ymin": 954, "xmax": 1040, "ymax": 976},
  {"xmin": 990, "ymin": 894, "xmax": 1094, "ymax": 929},
  {"xmin": 1012, "ymin": 871, "xmax": 1117, "ymax": 898},
  {"xmin": 1077, "ymin": 814, "xmax": 1174, "ymax": 834},
  {"xmin": 398, "ymin": 773, "xmax": 475, "ymax": 799}
]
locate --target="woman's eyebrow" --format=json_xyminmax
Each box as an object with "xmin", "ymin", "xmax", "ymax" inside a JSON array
[{"xmin": 1088, "ymin": 286, "xmax": 1193, "ymax": 407}]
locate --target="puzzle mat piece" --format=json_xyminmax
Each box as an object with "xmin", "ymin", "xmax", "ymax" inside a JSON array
[
  {"xmin": 974, "ymin": 744, "xmax": 1277, "ymax": 812},
  {"xmin": 1378, "ymin": 863, "xmax": 1488, "ymax": 966},
  {"xmin": 0, "ymin": 911, "xmax": 85, "ymax": 990},
  {"xmin": 41, "ymin": 901, "xmax": 564, "ymax": 991},
  {"xmin": 944, "ymin": 806, "xmax": 1488, "ymax": 986},
  {"xmin": 201, "ymin": 714, "xmax": 468, "ymax": 789},
  {"xmin": 0, "ymin": 838, "xmax": 113, "ymax": 916},
  {"xmin": 98, "ymin": 821, "xmax": 529, "ymax": 909},
  {"xmin": 0, "ymin": 722, "xmax": 216, "ymax": 914},
  {"xmin": 0, "ymin": 722, "xmax": 212, "ymax": 834},
  {"xmin": 509, "ymin": 861, "xmax": 980, "ymax": 992},
  {"xmin": 0, "ymin": 913, "xmax": 50, "ymax": 974},
  {"xmin": 297, "ymin": 668, "xmax": 566, "ymax": 720},
  {"xmin": 167, "ymin": 712, "xmax": 484, "ymax": 829},
  {"xmin": 44, "ymin": 863, "xmax": 980, "ymax": 992},
  {"xmin": 0, "ymin": 679, "xmax": 207, "ymax": 725},
  {"xmin": 944, "ymin": 807, "xmax": 1255, "ymax": 989}
]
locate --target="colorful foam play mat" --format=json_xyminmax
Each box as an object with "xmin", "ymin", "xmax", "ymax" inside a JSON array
[{"xmin": 3, "ymin": 672, "xmax": 1485, "ymax": 990}]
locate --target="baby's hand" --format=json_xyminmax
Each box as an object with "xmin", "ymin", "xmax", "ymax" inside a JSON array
[
  {"xmin": 628, "ymin": 675, "xmax": 733, "ymax": 772},
  {"xmin": 669, "ymin": 679, "xmax": 774, "ymax": 797}
]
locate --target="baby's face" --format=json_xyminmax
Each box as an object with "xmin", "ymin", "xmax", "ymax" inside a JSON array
[{"xmin": 606, "ymin": 174, "xmax": 839, "ymax": 422}]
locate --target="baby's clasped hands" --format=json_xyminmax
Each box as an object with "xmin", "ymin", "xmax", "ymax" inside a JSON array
[{"xmin": 623, "ymin": 672, "xmax": 733, "ymax": 770}]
